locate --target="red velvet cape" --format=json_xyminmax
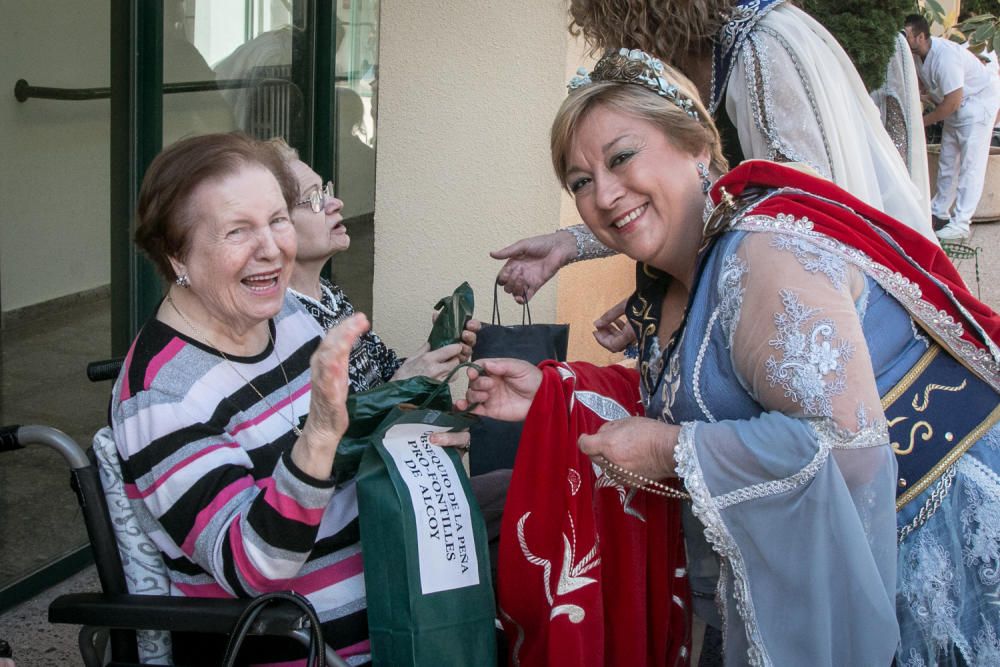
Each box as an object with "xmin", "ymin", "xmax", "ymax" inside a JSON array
[
  {"xmin": 715, "ymin": 160, "xmax": 1000, "ymax": 352},
  {"xmin": 497, "ymin": 361, "xmax": 690, "ymax": 667}
]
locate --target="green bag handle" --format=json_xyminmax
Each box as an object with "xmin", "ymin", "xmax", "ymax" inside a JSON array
[{"xmin": 416, "ymin": 361, "xmax": 485, "ymax": 418}]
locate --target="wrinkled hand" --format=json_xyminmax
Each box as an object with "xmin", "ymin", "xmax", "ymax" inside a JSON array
[
  {"xmin": 393, "ymin": 343, "xmax": 465, "ymax": 381},
  {"xmin": 492, "ymin": 230, "xmax": 577, "ymax": 304},
  {"xmin": 578, "ymin": 416, "xmax": 679, "ymax": 481},
  {"xmin": 298, "ymin": 314, "xmax": 370, "ymax": 477},
  {"xmin": 455, "ymin": 358, "xmax": 542, "ymax": 422},
  {"xmin": 395, "ymin": 318, "xmax": 481, "ymax": 381},
  {"xmin": 593, "ymin": 298, "xmax": 636, "ymax": 353}
]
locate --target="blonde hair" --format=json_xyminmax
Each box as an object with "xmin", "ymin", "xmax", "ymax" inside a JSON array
[
  {"xmin": 551, "ymin": 75, "xmax": 728, "ymax": 189},
  {"xmin": 568, "ymin": 0, "xmax": 735, "ymax": 64}
]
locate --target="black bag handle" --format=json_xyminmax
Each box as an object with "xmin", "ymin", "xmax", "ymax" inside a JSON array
[
  {"xmin": 493, "ymin": 279, "xmax": 532, "ymax": 326},
  {"xmin": 221, "ymin": 591, "xmax": 326, "ymax": 667}
]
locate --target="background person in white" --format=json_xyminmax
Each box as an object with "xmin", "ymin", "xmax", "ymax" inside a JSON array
[{"xmin": 904, "ymin": 14, "xmax": 1000, "ymax": 242}]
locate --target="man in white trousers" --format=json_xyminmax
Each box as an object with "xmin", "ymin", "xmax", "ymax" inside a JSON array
[{"xmin": 905, "ymin": 14, "xmax": 1000, "ymax": 242}]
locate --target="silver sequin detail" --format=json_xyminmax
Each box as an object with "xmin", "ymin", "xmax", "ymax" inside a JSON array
[
  {"xmin": 752, "ymin": 25, "xmax": 835, "ymax": 180},
  {"xmin": 769, "ymin": 234, "xmax": 847, "ymax": 290},
  {"xmin": 736, "ymin": 210, "xmax": 1000, "ymax": 392},
  {"xmin": 574, "ymin": 390, "xmax": 631, "ymax": 422},
  {"xmin": 765, "ymin": 289, "xmax": 855, "ymax": 417},
  {"xmin": 564, "ymin": 224, "xmax": 615, "ymax": 264},
  {"xmin": 718, "ymin": 254, "xmax": 748, "ymax": 349}
]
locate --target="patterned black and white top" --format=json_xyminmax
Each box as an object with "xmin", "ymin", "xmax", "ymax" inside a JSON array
[{"xmin": 291, "ymin": 278, "xmax": 404, "ymax": 393}]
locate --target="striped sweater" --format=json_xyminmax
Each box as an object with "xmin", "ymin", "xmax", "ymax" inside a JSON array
[{"xmin": 111, "ymin": 295, "xmax": 370, "ymax": 664}]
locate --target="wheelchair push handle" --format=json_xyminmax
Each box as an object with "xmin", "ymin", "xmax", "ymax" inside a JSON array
[
  {"xmin": 86, "ymin": 357, "xmax": 124, "ymax": 383},
  {"xmin": 0, "ymin": 424, "xmax": 89, "ymax": 469}
]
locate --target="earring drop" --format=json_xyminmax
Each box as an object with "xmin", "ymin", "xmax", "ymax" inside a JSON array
[{"xmin": 697, "ymin": 162, "xmax": 712, "ymax": 194}]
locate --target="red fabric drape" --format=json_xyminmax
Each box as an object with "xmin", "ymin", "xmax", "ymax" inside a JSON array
[
  {"xmin": 497, "ymin": 361, "xmax": 690, "ymax": 667},
  {"xmin": 714, "ymin": 160, "xmax": 1000, "ymax": 350}
]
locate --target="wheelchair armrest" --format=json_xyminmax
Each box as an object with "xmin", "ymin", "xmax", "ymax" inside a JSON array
[{"xmin": 49, "ymin": 593, "xmax": 308, "ymax": 636}]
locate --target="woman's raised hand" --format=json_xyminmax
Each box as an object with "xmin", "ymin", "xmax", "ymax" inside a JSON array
[
  {"xmin": 455, "ymin": 358, "xmax": 542, "ymax": 422},
  {"xmin": 296, "ymin": 313, "xmax": 370, "ymax": 478},
  {"xmin": 578, "ymin": 416, "xmax": 680, "ymax": 481},
  {"xmin": 492, "ymin": 230, "xmax": 577, "ymax": 304},
  {"xmin": 593, "ymin": 298, "xmax": 637, "ymax": 353}
]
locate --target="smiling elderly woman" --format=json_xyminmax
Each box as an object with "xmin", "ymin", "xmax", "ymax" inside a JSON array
[{"xmin": 114, "ymin": 133, "xmax": 374, "ymax": 665}]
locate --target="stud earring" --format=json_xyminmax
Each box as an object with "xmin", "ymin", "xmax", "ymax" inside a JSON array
[
  {"xmin": 697, "ymin": 162, "xmax": 712, "ymax": 194},
  {"xmin": 175, "ymin": 274, "xmax": 191, "ymax": 288}
]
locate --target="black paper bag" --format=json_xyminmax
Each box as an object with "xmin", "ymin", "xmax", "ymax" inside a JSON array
[{"xmin": 469, "ymin": 281, "xmax": 568, "ymax": 474}]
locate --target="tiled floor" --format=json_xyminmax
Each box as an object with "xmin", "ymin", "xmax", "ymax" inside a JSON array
[
  {"xmin": 0, "ymin": 289, "xmax": 112, "ymax": 666},
  {"xmin": 0, "ymin": 289, "xmax": 111, "ymax": 584},
  {"xmin": 0, "ymin": 220, "xmax": 997, "ymax": 666}
]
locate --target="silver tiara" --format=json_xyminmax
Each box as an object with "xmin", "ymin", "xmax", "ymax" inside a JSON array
[{"xmin": 568, "ymin": 48, "xmax": 700, "ymax": 121}]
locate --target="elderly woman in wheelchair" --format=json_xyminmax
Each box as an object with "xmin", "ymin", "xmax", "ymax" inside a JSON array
[{"xmin": 107, "ymin": 132, "xmax": 428, "ymax": 665}]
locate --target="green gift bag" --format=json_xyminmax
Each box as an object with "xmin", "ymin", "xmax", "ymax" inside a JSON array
[
  {"xmin": 357, "ymin": 401, "xmax": 497, "ymax": 666},
  {"xmin": 331, "ymin": 375, "xmax": 448, "ymax": 486}
]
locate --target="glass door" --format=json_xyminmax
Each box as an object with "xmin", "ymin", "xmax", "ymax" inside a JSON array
[
  {"xmin": 0, "ymin": 0, "xmax": 114, "ymax": 608},
  {"xmin": 1, "ymin": 0, "xmax": 379, "ymax": 611}
]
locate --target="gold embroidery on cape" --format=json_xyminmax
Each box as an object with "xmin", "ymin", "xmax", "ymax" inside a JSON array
[
  {"xmin": 912, "ymin": 380, "xmax": 968, "ymax": 412},
  {"xmin": 887, "ymin": 418, "xmax": 933, "ymax": 456}
]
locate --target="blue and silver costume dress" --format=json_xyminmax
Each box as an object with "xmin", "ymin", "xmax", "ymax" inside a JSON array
[{"xmin": 631, "ymin": 179, "xmax": 1000, "ymax": 665}]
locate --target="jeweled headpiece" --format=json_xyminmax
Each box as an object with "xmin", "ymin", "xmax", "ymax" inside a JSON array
[{"xmin": 568, "ymin": 48, "xmax": 701, "ymax": 121}]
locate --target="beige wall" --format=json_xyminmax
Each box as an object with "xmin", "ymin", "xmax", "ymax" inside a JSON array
[{"xmin": 373, "ymin": 0, "xmax": 572, "ymax": 354}]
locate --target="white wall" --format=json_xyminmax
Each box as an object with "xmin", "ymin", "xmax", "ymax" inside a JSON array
[
  {"xmin": 374, "ymin": 0, "xmax": 570, "ymax": 352},
  {"xmin": 0, "ymin": 1, "xmax": 112, "ymax": 312}
]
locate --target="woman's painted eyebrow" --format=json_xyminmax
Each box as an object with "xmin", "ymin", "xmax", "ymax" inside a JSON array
[
  {"xmin": 602, "ymin": 134, "xmax": 633, "ymax": 153},
  {"xmin": 565, "ymin": 134, "xmax": 634, "ymax": 176}
]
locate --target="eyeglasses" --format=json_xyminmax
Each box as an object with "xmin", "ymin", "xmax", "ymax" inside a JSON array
[{"xmin": 295, "ymin": 181, "xmax": 335, "ymax": 213}]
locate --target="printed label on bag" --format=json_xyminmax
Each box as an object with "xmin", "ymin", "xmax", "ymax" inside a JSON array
[{"xmin": 382, "ymin": 423, "xmax": 481, "ymax": 594}]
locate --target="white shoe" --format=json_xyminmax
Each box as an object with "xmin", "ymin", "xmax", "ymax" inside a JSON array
[{"xmin": 936, "ymin": 222, "xmax": 970, "ymax": 242}]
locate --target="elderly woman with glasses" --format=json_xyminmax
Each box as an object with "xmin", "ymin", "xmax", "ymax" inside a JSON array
[{"xmin": 270, "ymin": 139, "xmax": 480, "ymax": 393}]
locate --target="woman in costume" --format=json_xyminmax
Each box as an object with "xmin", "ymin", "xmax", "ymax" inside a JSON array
[
  {"xmin": 111, "ymin": 133, "xmax": 469, "ymax": 664},
  {"xmin": 466, "ymin": 49, "xmax": 1000, "ymax": 665},
  {"xmin": 493, "ymin": 0, "xmax": 935, "ymax": 307}
]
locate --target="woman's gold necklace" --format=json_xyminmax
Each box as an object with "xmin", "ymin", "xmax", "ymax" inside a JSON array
[{"xmin": 166, "ymin": 294, "xmax": 303, "ymax": 437}]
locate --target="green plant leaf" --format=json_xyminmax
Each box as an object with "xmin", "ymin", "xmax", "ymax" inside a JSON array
[
  {"xmin": 994, "ymin": 32, "xmax": 1000, "ymax": 55},
  {"xmin": 971, "ymin": 23, "xmax": 993, "ymax": 43},
  {"xmin": 925, "ymin": 0, "xmax": 946, "ymax": 21}
]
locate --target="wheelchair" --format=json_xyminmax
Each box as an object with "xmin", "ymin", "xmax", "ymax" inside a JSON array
[{"xmin": 1, "ymin": 357, "xmax": 351, "ymax": 666}]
